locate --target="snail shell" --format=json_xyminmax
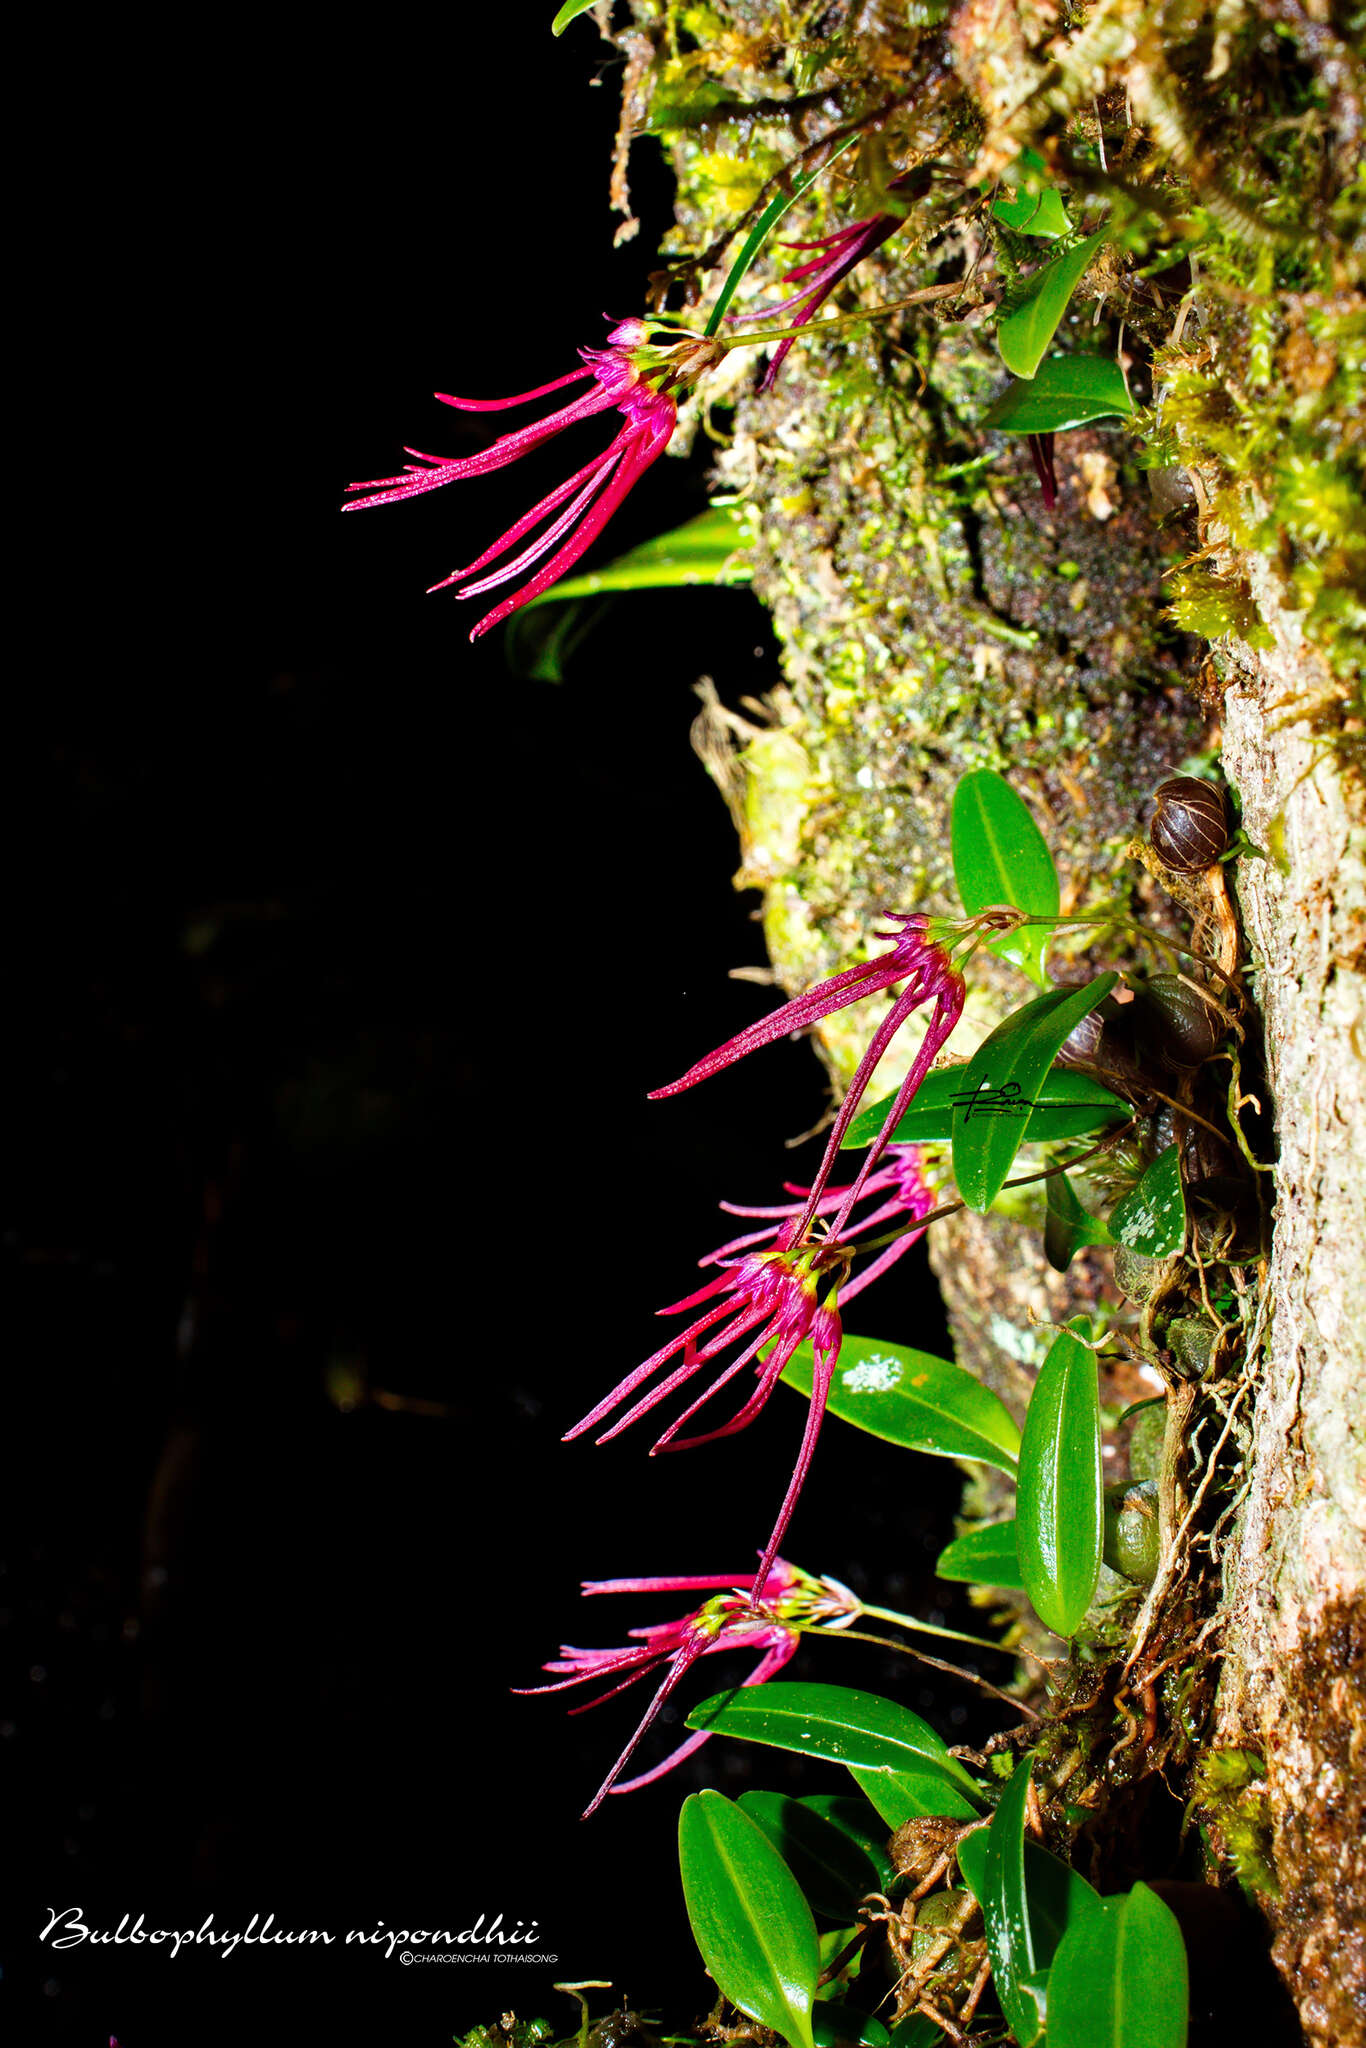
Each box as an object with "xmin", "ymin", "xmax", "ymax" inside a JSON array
[
  {"xmin": 1149, "ymin": 777, "xmax": 1228, "ymax": 871},
  {"xmin": 1134, "ymin": 973, "xmax": 1223, "ymax": 1068}
]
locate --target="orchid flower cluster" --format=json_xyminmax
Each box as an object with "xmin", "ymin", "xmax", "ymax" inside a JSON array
[
  {"xmin": 547, "ymin": 913, "xmax": 969, "ymax": 1808},
  {"xmin": 341, "ymin": 169, "xmax": 1053, "ymax": 1810},
  {"xmin": 344, "ymin": 321, "xmax": 723, "ymax": 640}
]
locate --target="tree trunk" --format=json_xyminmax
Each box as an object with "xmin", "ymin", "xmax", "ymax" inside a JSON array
[{"xmin": 614, "ymin": 4, "xmax": 1364, "ymax": 2037}]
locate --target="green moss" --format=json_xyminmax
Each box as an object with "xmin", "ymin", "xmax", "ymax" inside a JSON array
[
  {"xmin": 1165, "ymin": 565, "xmax": 1273, "ymax": 647},
  {"xmin": 1190, "ymin": 1747, "xmax": 1281, "ymax": 1900}
]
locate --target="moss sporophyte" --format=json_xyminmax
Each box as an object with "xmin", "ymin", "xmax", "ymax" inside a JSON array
[{"xmin": 517, "ymin": 1562, "xmax": 860, "ymax": 1816}]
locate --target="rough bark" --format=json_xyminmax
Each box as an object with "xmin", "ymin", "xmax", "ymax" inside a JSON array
[
  {"xmin": 1214, "ymin": 595, "xmax": 1366, "ymax": 2046},
  {"xmin": 610, "ymin": 2, "xmax": 1365, "ymax": 2037}
]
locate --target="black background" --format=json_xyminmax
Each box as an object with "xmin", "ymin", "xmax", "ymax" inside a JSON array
[{"xmin": 5, "ymin": 16, "xmax": 977, "ymax": 2046}]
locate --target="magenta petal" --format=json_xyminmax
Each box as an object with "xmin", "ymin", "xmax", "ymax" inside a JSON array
[
  {"xmin": 465, "ymin": 416, "xmax": 674, "ymax": 639},
  {"xmin": 580, "ymin": 1640, "xmax": 706, "ymax": 1816},
  {"xmin": 751, "ymin": 1326, "xmax": 840, "ymax": 1587},
  {"xmin": 453, "ymin": 450, "xmax": 627, "ymax": 599},
  {"xmin": 434, "ymin": 366, "xmax": 594, "ymax": 411},
  {"xmin": 648, "ymin": 955, "xmax": 903, "ymax": 1098},
  {"xmin": 609, "ymin": 1638, "xmax": 798, "ymax": 1795},
  {"xmin": 428, "ymin": 444, "xmax": 622, "ymax": 588},
  {"xmin": 582, "ymin": 1572, "xmax": 758, "ymax": 1596}
]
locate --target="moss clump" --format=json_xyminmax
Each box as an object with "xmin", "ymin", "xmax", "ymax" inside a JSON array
[{"xmin": 1190, "ymin": 1747, "xmax": 1280, "ymax": 1899}]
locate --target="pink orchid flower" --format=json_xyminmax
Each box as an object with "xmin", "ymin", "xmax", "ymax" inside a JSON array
[
  {"xmin": 344, "ymin": 319, "xmax": 721, "ymax": 639},
  {"xmin": 520, "ymin": 1559, "xmax": 859, "ymax": 1815},
  {"xmin": 565, "ymin": 1218, "xmax": 846, "ymax": 1587}
]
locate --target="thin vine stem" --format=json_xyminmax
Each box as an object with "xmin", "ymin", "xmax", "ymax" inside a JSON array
[
  {"xmin": 846, "ymin": 1121, "xmax": 1139, "ymax": 1259},
  {"xmin": 798, "ymin": 1623, "xmax": 1042, "ymax": 1719}
]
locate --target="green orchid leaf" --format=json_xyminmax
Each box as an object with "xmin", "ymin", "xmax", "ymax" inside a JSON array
[
  {"xmin": 979, "ymin": 1757, "xmax": 1045, "ymax": 2047},
  {"xmin": 679, "ymin": 1789, "xmax": 820, "ymax": 2048},
  {"xmin": 551, "ymin": 0, "xmax": 597, "ymax": 32},
  {"xmin": 1109, "ymin": 1143, "xmax": 1186, "ymax": 1256},
  {"xmin": 739, "ymin": 1793, "xmax": 889, "ymax": 1919},
  {"xmin": 1046, "ymin": 1882, "xmax": 1189, "ymax": 2048},
  {"xmin": 812, "ymin": 2004, "xmax": 889, "ymax": 2048},
  {"xmin": 783, "ymin": 1331, "xmax": 1021, "ymax": 1474},
  {"xmin": 841, "ymin": 1063, "xmax": 1127, "ymax": 1151},
  {"xmin": 950, "ymin": 975, "xmax": 1119, "ymax": 1213},
  {"xmin": 532, "ymin": 503, "xmax": 753, "ymax": 604},
  {"xmin": 957, "ymin": 1824, "xmax": 1101, "ymax": 1966},
  {"xmin": 997, "ymin": 233, "xmax": 1109, "ymax": 380},
  {"xmin": 797, "ymin": 1797, "xmax": 897, "ymax": 1888},
  {"xmin": 983, "ymin": 352, "xmax": 1134, "ymax": 434},
  {"xmin": 950, "ymin": 768, "xmax": 1060, "ymax": 988},
  {"xmin": 1016, "ymin": 1319, "xmax": 1103, "ymax": 1637},
  {"xmin": 686, "ymin": 1682, "xmax": 982, "ymax": 1801},
  {"xmin": 1045, "ymin": 1170, "xmax": 1116, "ymax": 1273},
  {"xmin": 935, "ymin": 1519, "xmax": 1024, "ymax": 1590},
  {"xmin": 848, "ymin": 1765, "xmax": 980, "ymax": 1827}
]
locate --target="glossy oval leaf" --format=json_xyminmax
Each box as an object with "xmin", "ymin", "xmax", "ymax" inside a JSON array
[
  {"xmin": 1046, "ymin": 1882, "xmax": 1189, "ymax": 2048},
  {"xmin": 686, "ymin": 1682, "xmax": 982, "ymax": 1800},
  {"xmin": 950, "ymin": 975, "xmax": 1119, "ymax": 1213},
  {"xmin": 936, "ymin": 1519, "xmax": 1024, "ymax": 1590},
  {"xmin": 980, "ymin": 1756, "xmax": 1044, "ymax": 2047},
  {"xmin": 841, "ymin": 1063, "xmax": 1127, "ymax": 1151},
  {"xmin": 1109, "ymin": 1144, "xmax": 1185, "ymax": 1257},
  {"xmin": 1016, "ymin": 1319, "xmax": 1103, "ymax": 1637},
  {"xmin": 679, "ymin": 1789, "xmax": 819, "ymax": 2048},
  {"xmin": 783, "ymin": 1332, "xmax": 1020, "ymax": 1474},
  {"xmin": 983, "ymin": 352, "xmax": 1134, "ymax": 434},
  {"xmin": 812, "ymin": 2003, "xmax": 889, "ymax": 2048},
  {"xmin": 534, "ymin": 503, "xmax": 753, "ymax": 604},
  {"xmin": 951, "ymin": 769, "xmax": 1060, "ymax": 989},
  {"xmin": 739, "ymin": 1793, "xmax": 888, "ymax": 1919},
  {"xmin": 957, "ymin": 1823, "xmax": 1100, "ymax": 1966},
  {"xmin": 1045, "ymin": 1170, "xmax": 1116, "ymax": 1273},
  {"xmin": 848, "ymin": 1765, "xmax": 980, "ymax": 1827},
  {"xmin": 997, "ymin": 232, "xmax": 1109, "ymax": 379},
  {"xmin": 798, "ymin": 1797, "xmax": 897, "ymax": 1888}
]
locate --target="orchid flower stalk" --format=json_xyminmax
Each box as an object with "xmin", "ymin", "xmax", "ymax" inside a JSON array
[{"xmin": 519, "ymin": 1560, "xmax": 860, "ymax": 1815}]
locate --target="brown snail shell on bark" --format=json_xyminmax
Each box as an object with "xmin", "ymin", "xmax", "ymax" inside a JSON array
[
  {"xmin": 1149, "ymin": 777, "xmax": 1229, "ymax": 871},
  {"xmin": 1134, "ymin": 973, "xmax": 1223, "ymax": 1068}
]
